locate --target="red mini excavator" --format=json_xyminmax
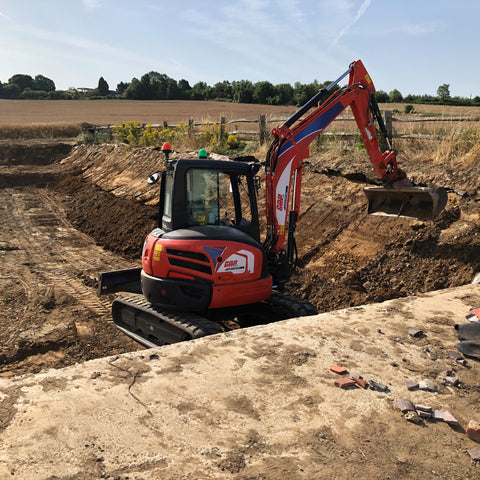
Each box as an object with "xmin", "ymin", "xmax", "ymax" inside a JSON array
[{"xmin": 99, "ymin": 60, "xmax": 448, "ymax": 348}]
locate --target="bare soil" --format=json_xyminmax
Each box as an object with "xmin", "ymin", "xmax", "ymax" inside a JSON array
[{"xmin": 1, "ymin": 141, "xmax": 480, "ymax": 378}]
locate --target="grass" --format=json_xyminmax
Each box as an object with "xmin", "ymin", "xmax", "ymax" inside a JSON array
[{"xmin": 0, "ymin": 123, "xmax": 82, "ymax": 140}]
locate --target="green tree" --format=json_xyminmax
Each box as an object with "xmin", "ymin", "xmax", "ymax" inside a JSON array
[
  {"xmin": 232, "ymin": 80, "xmax": 254, "ymax": 103},
  {"xmin": 375, "ymin": 90, "xmax": 389, "ymax": 103},
  {"xmin": 191, "ymin": 81, "xmax": 212, "ymax": 100},
  {"xmin": 124, "ymin": 78, "xmax": 149, "ymax": 99},
  {"xmin": 273, "ymin": 83, "xmax": 294, "ymax": 105},
  {"xmin": 388, "ymin": 88, "xmax": 403, "ymax": 103},
  {"xmin": 253, "ymin": 81, "xmax": 275, "ymax": 104},
  {"xmin": 437, "ymin": 83, "xmax": 450, "ymax": 102},
  {"xmin": 293, "ymin": 81, "xmax": 320, "ymax": 106},
  {"xmin": 116, "ymin": 81, "xmax": 129, "ymax": 96},
  {"xmin": 8, "ymin": 74, "xmax": 34, "ymax": 92},
  {"xmin": 212, "ymin": 80, "xmax": 232, "ymax": 100},
  {"xmin": 33, "ymin": 75, "xmax": 55, "ymax": 92},
  {"xmin": 141, "ymin": 72, "xmax": 171, "ymax": 99},
  {"xmin": 97, "ymin": 77, "xmax": 109, "ymax": 96},
  {"xmin": 166, "ymin": 78, "xmax": 179, "ymax": 99},
  {"xmin": 177, "ymin": 79, "xmax": 191, "ymax": 99},
  {"xmin": 0, "ymin": 83, "xmax": 21, "ymax": 99}
]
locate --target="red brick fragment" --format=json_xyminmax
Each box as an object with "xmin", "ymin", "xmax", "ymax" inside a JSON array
[
  {"xmin": 466, "ymin": 420, "xmax": 480, "ymax": 443},
  {"xmin": 405, "ymin": 380, "xmax": 419, "ymax": 391},
  {"xmin": 334, "ymin": 377, "xmax": 357, "ymax": 388},
  {"xmin": 415, "ymin": 405, "xmax": 433, "ymax": 413},
  {"xmin": 330, "ymin": 365, "xmax": 348, "ymax": 374},
  {"xmin": 468, "ymin": 447, "xmax": 480, "ymax": 462},
  {"xmin": 395, "ymin": 399, "xmax": 415, "ymax": 413},
  {"xmin": 441, "ymin": 410, "xmax": 460, "ymax": 427},
  {"xmin": 418, "ymin": 410, "xmax": 432, "ymax": 418},
  {"xmin": 351, "ymin": 376, "xmax": 367, "ymax": 389},
  {"xmin": 447, "ymin": 349, "xmax": 467, "ymax": 365}
]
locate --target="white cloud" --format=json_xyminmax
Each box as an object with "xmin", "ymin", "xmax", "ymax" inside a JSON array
[
  {"xmin": 82, "ymin": 0, "xmax": 102, "ymax": 10},
  {"xmin": 0, "ymin": 11, "xmax": 12, "ymax": 21},
  {"xmin": 402, "ymin": 20, "xmax": 445, "ymax": 36},
  {"xmin": 331, "ymin": 0, "xmax": 372, "ymax": 46}
]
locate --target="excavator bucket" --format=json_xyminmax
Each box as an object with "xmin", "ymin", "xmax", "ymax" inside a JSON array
[{"xmin": 363, "ymin": 186, "xmax": 448, "ymax": 220}]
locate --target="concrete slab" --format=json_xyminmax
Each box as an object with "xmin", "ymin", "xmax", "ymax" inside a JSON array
[{"xmin": 1, "ymin": 285, "xmax": 480, "ymax": 479}]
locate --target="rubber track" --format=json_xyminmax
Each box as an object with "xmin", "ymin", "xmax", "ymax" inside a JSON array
[
  {"xmin": 112, "ymin": 294, "xmax": 223, "ymax": 347},
  {"xmin": 266, "ymin": 292, "xmax": 318, "ymax": 318}
]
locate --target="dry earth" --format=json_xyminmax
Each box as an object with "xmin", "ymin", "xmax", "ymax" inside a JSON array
[
  {"xmin": 1, "ymin": 139, "xmax": 480, "ymax": 478},
  {"xmin": 1, "ymin": 140, "xmax": 480, "ymax": 373}
]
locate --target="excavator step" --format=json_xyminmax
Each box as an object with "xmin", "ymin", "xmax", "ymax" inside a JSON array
[
  {"xmin": 364, "ymin": 186, "xmax": 448, "ymax": 220},
  {"xmin": 111, "ymin": 294, "xmax": 223, "ymax": 348}
]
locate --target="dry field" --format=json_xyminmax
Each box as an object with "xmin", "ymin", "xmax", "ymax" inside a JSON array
[
  {"xmin": 1, "ymin": 99, "xmax": 480, "ymax": 142},
  {"xmin": 0, "ymin": 99, "xmax": 297, "ymax": 126}
]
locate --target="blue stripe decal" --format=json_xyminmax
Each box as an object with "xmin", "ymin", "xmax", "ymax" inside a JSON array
[
  {"xmin": 203, "ymin": 246, "xmax": 225, "ymax": 269},
  {"xmin": 279, "ymin": 101, "xmax": 345, "ymax": 156}
]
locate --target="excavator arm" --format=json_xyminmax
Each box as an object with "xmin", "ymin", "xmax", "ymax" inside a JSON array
[{"xmin": 263, "ymin": 60, "xmax": 447, "ymax": 288}]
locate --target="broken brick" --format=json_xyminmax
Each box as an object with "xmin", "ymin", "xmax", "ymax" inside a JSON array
[
  {"xmin": 330, "ymin": 365, "xmax": 348, "ymax": 374},
  {"xmin": 443, "ymin": 375, "xmax": 459, "ymax": 387},
  {"xmin": 351, "ymin": 376, "xmax": 367, "ymax": 389},
  {"xmin": 417, "ymin": 410, "xmax": 432, "ymax": 418},
  {"xmin": 441, "ymin": 410, "xmax": 460, "ymax": 427},
  {"xmin": 408, "ymin": 329, "xmax": 424, "ymax": 338},
  {"xmin": 368, "ymin": 380, "xmax": 389, "ymax": 392},
  {"xmin": 405, "ymin": 380, "xmax": 419, "ymax": 391},
  {"xmin": 418, "ymin": 379, "xmax": 439, "ymax": 392},
  {"xmin": 415, "ymin": 405, "xmax": 433, "ymax": 413},
  {"xmin": 466, "ymin": 420, "xmax": 480, "ymax": 443},
  {"xmin": 468, "ymin": 447, "xmax": 480, "ymax": 462},
  {"xmin": 466, "ymin": 307, "xmax": 480, "ymax": 322},
  {"xmin": 447, "ymin": 349, "xmax": 467, "ymax": 365},
  {"xmin": 334, "ymin": 377, "xmax": 357, "ymax": 388},
  {"xmin": 395, "ymin": 399, "xmax": 416, "ymax": 413},
  {"xmin": 433, "ymin": 410, "xmax": 445, "ymax": 421}
]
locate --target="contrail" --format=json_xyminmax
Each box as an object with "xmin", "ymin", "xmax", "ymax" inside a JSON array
[{"xmin": 331, "ymin": 0, "xmax": 372, "ymax": 46}]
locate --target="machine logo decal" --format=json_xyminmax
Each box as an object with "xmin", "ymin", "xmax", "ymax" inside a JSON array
[
  {"xmin": 217, "ymin": 249, "xmax": 255, "ymax": 274},
  {"xmin": 203, "ymin": 246, "xmax": 226, "ymax": 269}
]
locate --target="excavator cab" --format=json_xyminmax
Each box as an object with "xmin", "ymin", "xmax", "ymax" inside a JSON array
[{"xmin": 159, "ymin": 158, "xmax": 261, "ymax": 241}]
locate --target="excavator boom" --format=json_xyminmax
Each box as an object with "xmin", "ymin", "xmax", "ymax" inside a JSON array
[{"xmin": 263, "ymin": 59, "xmax": 447, "ymax": 287}]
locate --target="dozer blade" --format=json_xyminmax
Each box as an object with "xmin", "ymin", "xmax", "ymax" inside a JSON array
[{"xmin": 363, "ymin": 186, "xmax": 448, "ymax": 220}]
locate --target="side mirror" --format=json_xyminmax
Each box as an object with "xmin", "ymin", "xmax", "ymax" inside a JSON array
[{"xmin": 147, "ymin": 172, "xmax": 161, "ymax": 185}]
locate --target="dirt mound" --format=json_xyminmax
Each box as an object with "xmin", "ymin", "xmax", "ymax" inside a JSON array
[
  {"xmin": 0, "ymin": 141, "xmax": 73, "ymax": 165},
  {"xmin": 52, "ymin": 174, "xmax": 158, "ymax": 258}
]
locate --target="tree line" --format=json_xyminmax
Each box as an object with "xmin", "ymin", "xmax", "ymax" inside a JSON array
[{"xmin": 1, "ymin": 72, "xmax": 479, "ymax": 107}]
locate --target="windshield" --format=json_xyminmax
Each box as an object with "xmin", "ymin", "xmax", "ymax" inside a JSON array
[{"xmin": 185, "ymin": 168, "xmax": 251, "ymax": 227}]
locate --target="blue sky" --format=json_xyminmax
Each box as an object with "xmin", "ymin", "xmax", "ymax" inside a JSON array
[{"xmin": 0, "ymin": 0, "xmax": 478, "ymax": 98}]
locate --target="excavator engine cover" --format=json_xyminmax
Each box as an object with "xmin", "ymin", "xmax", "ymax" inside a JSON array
[{"xmin": 363, "ymin": 186, "xmax": 448, "ymax": 220}]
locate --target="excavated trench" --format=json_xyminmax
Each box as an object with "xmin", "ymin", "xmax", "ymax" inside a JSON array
[{"xmin": 1, "ymin": 142, "xmax": 480, "ymax": 377}]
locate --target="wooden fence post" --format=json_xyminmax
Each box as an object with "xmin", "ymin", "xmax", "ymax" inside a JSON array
[
  {"xmin": 385, "ymin": 110, "xmax": 393, "ymax": 144},
  {"xmin": 188, "ymin": 119, "xmax": 194, "ymax": 137},
  {"xmin": 259, "ymin": 115, "xmax": 266, "ymax": 145},
  {"xmin": 220, "ymin": 116, "xmax": 226, "ymax": 144}
]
